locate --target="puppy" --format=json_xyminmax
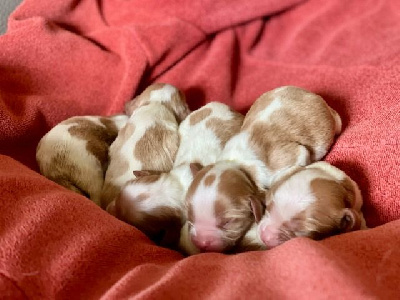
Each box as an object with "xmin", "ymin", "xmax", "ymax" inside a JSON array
[
  {"xmin": 224, "ymin": 85, "xmax": 342, "ymax": 188},
  {"xmin": 108, "ymin": 102, "xmax": 244, "ymax": 248},
  {"xmin": 185, "ymin": 85, "xmax": 341, "ymax": 253},
  {"xmin": 36, "ymin": 114, "xmax": 128, "ymax": 206},
  {"xmin": 256, "ymin": 161, "xmax": 367, "ymax": 249},
  {"xmin": 185, "ymin": 161, "xmax": 265, "ymax": 253},
  {"xmin": 101, "ymin": 84, "xmax": 189, "ymax": 209}
]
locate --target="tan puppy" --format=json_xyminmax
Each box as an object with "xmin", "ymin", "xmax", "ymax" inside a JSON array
[
  {"xmin": 108, "ymin": 102, "xmax": 244, "ymax": 249},
  {"xmin": 101, "ymin": 84, "xmax": 189, "ymax": 209},
  {"xmin": 185, "ymin": 86, "xmax": 342, "ymax": 253},
  {"xmin": 256, "ymin": 161, "xmax": 367, "ymax": 249},
  {"xmin": 36, "ymin": 114, "xmax": 128, "ymax": 206}
]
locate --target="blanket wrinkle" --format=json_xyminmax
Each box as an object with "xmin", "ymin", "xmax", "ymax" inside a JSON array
[{"xmin": 1, "ymin": 0, "xmax": 400, "ymax": 298}]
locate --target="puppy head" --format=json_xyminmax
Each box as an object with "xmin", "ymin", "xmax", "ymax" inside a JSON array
[
  {"xmin": 257, "ymin": 162, "xmax": 365, "ymax": 249},
  {"xmin": 125, "ymin": 83, "xmax": 190, "ymax": 122},
  {"xmin": 111, "ymin": 170, "xmax": 184, "ymax": 247},
  {"xmin": 186, "ymin": 162, "xmax": 265, "ymax": 253}
]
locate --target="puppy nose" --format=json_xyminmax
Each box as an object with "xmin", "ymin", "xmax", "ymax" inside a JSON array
[
  {"xmin": 192, "ymin": 237, "xmax": 211, "ymax": 250},
  {"xmin": 260, "ymin": 227, "xmax": 281, "ymax": 248}
]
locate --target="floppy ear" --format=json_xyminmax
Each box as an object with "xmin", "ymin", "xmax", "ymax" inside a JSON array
[
  {"xmin": 306, "ymin": 161, "xmax": 346, "ymax": 181},
  {"xmin": 173, "ymin": 91, "xmax": 191, "ymax": 123},
  {"xmin": 249, "ymin": 192, "xmax": 266, "ymax": 223},
  {"xmin": 133, "ymin": 170, "xmax": 161, "ymax": 177},
  {"xmin": 189, "ymin": 163, "xmax": 203, "ymax": 177},
  {"xmin": 339, "ymin": 208, "xmax": 361, "ymax": 232}
]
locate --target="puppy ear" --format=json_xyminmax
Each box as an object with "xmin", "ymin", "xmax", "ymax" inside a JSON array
[
  {"xmin": 133, "ymin": 170, "xmax": 161, "ymax": 177},
  {"xmin": 306, "ymin": 161, "xmax": 346, "ymax": 181},
  {"xmin": 249, "ymin": 192, "xmax": 265, "ymax": 223},
  {"xmin": 189, "ymin": 163, "xmax": 203, "ymax": 177},
  {"xmin": 173, "ymin": 91, "xmax": 191, "ymax": 123},
  {"xmin": 339, "ymin": 208, "xmax": 361, "ymax": 232}
]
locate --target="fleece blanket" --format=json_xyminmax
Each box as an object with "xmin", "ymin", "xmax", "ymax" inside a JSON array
[{"xmin": 1, "ymin": 0, "xmax": 400, "ymax": 298}]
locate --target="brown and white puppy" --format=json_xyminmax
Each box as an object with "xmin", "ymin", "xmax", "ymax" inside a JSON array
[
  {"xmin": 225, "ymin": 85, "xmax": 342, "ymax": 188},
  {"xmin": 185, "ymin": 85, "xmax": 342, "ymax": 253},
  {"xmin": 256, "ymin": 161, "xmax": 367, "ymax": 249},
  {"xmin": 36, "ymin": 114, "xmax": 128, "ymax": 206},
  {"xmin": 185, "ymin": 161, "xmax": 265, "ymax": 253},
  {"xmin": 101, "ymin": 84, "xmax": 189, "ymax": 209},
  {"xmin": 108, "ymin": 102, "xmax": 244, "ymax": 249}
]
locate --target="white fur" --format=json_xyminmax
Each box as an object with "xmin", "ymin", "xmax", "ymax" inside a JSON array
[
  {"xmin": 123, "ymin": 176, "xmax": 183, "ymax": 212},
  {"xmin": 191, "ymin": 169, "xmax": 220, "ymax": 228},
  {"xmin": 174, "ymin": 102, "xmax": 238, "ymax": 167},
  {"xmin": 219, "ymin": 132, "xmax": 273, "ymax": 187},
  {"xmin": 255, "ymin": 97, "xmax": 282, "ymax": 122},
  {"xmin": 150, "ymin": 84, "xmax": 177, "ymax": 103}
]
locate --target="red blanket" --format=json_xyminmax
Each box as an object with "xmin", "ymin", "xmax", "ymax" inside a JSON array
[{"xmin": 1, "ymin": 0, "xmax": 400, "ymax": 298}]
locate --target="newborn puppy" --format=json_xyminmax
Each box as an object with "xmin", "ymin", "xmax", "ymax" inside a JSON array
[
  {"xmin": 186, "ymin": 161, "xmax": 265, "ymax": 253},
  {"xmin": 109, "ymin": 102, "xmax": 244, "ymax": 248},
  {"xmin": 257, "ymin": 161, "xmax": 367, "ymax": 249},
  {"xmin": 101, "ymin": 83, "xmax": 188, "ymax": 209},
  {"xmin": 36, "ymin": 114, "xmax": 128, "ymax": 206},
  {"xmin": 225, "ymin": 85, "xmax": 342, "ymax": 188},
  {"xmin": 185, "ymin": 85, "xmax": 341, "ymax": 253}
]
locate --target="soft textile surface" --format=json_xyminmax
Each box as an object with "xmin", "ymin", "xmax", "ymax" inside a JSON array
[{"xmin": 1, "ymin": 0, "xmax": 400, "ymax": 298}]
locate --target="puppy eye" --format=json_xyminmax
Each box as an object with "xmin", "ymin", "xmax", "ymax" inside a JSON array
[{"xmin": 219, "ymin": 220, "xmax": 233, "ymax": 229}]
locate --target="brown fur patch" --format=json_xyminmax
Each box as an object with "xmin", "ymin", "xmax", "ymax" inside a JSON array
[
  {"xmin": 45, "ymin": 152, "xmax": 89, "ymax": 197},
  {"xmin": 214, "ymin": 167, "xmax": 261, "ymax": 247},
  {"xmin": 134, "ymin": 123, "xmax": 178, "ymax": 171},
  {"xmin": 189, "ymin": 107, "xmax": 212, "ymax": 126},
  {"xmin": 303, "ymin": 177, "xmax": 351, "ymax": 238},
  {"xmin": 204, "ymin": 174, "xmax": 216, "ymax": 186},
  {"xmin": 206, "ymin": 112, "xmax": 244, "ymax": 147},
  {"xmin": 66, "ymin": 117, "xmax": 118, "ymax": 172}
]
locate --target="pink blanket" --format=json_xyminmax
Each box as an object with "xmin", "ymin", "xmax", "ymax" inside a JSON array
[{"xmin": 1, "ymin": 0, "xmax": 400, "ymax": 298}]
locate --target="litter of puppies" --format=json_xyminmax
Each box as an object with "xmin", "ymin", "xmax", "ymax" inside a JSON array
[{"xmin": 36, "ymin": 83, "xmax": 367, "ymax": 255}]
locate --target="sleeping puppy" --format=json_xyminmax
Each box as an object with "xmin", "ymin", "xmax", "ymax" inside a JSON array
[
  {"xmin": 224, "ymin": 85, "xmax": 342, "ymax": 188},
  {"xmin": 185, "ymin": 85, "xmax": 342, "ymax": 253},
  {"xmin": 100, "ymin": 83, "xmax": 189, "ymax": 209},
  {"xmin": 36, "ymin": 114, "xmax": 128, "ymax": 206},
  {"xmin": 256, "ymin": 161, "xmax": 367, "ymax": 249},
  {"xmin": 108, "ymin": 102, "xmax": 244, "ymax": 249}
]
